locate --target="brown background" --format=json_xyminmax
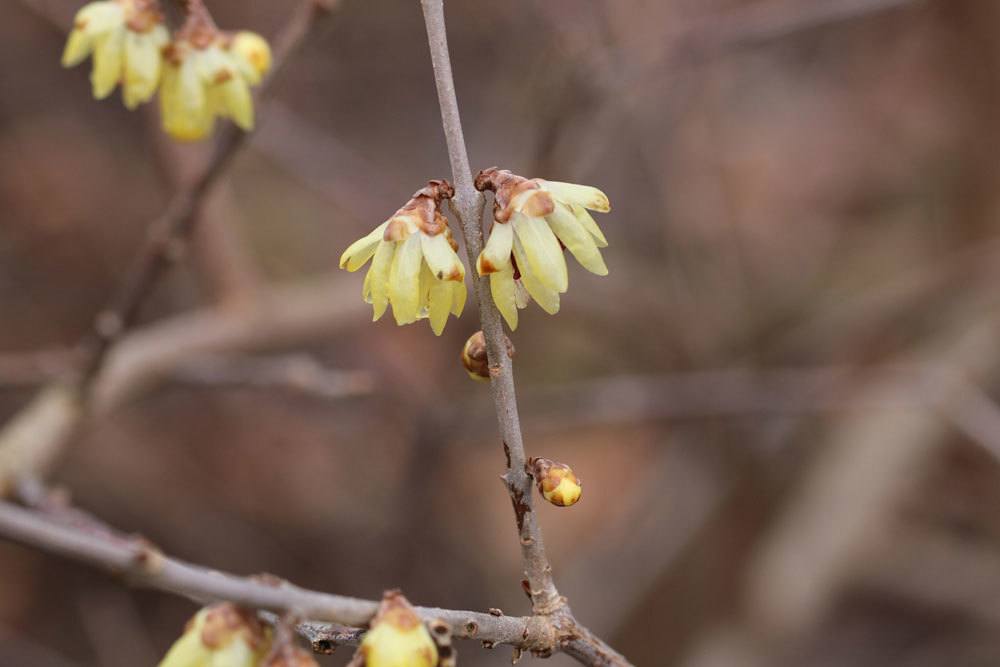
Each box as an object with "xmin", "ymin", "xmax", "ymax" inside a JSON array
[{"xmin": 3, "ymin": 0, "xmax": 1000, "ymax": 665}]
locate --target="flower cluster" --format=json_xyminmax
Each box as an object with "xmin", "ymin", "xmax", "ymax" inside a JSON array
[
  {"xmin": 62, "ymin": 0, "xmax": 271, "ymax": 141},
  {"xmin": 158, "ymin": 603, "xmax": 272, "ymax": 667},
  {"xmin": 339, "ymin": 171, "xmax": 610, "ymax": 336},
  {"xmin": 340, "ymin": 181, "xmax": 466, "ymax": 335},
  {"xmin": 475, "ymin": 168, "xmax": 611, "ymax": 330}
]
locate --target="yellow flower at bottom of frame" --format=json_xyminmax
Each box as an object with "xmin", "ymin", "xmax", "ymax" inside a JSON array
[
  {"xmin": 62, "ymin": 0, "xmax": 169, "ymax": 109},
  {"xmin": 160, "ymin": 31, "xmax": 271, "ymax": 141},
  {"xmin": 340, "ymin": 182, "xmax": 467, "ymax": 335},
  {"xmin": 158, "ymin": 603, "xmax": 272, "ymax": 667},
  {"xmin": 475, "ymin": 169, "xmax": 611, "ymax": 330},
  {"xmin": 359, "ymin": 591, "xmax": 439, "ymax": 667}
]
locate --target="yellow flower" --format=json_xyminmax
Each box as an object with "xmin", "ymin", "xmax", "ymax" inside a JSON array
[
  {"xmin": 159, "ymin": 603, "xmax": 272, "ymax": 667},
  {"xmin": 357, "ymin": 591, "xmax": 438, "ymax": 667},
  {"xmin": 62, "ymin": 0, "xmax": 169, "ymax": 109},
  {"xmin": 475, "ymin": 168, "xmax": 610, "ymax": 330},
  {"xmin": 160, "ymin": 30, "xmax": 271, "ymax": 141},
  {"xmin": 340, "ymin": 181, "xmax": 467, "ymax": 335},
  {"xmin": 230, "ymin": 32, "xmax": 272, "ymax": 85}
]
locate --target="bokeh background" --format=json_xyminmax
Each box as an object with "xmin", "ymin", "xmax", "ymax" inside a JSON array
[{"xmin": 3, "ymin": 0, "xmax": 1000, "ymax": 665}]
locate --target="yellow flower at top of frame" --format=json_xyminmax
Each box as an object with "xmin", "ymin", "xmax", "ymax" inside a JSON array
[
  {"xmin": 62, "ymin": 0, "xmax": 169, "ymax": 109},
  {"xmin": 159, "ymin": 29, "xmax": 272, "ymax": 141}
]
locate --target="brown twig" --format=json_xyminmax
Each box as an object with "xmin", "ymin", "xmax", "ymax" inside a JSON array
[
  {"xmin": 0, "ymin": 499, "xmax": 538, "ymax": 648},
  {"xmin": 418, "ymin": 1, "xmax": 631, "ymax": 664}
]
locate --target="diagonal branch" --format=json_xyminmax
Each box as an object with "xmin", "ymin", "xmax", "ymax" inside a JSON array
[{"xmin": 418, "ymin": 1, "xmax": 631, "ymax": 664}]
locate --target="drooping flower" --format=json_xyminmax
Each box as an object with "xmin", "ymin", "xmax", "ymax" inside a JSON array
[
  {"xmin": 158, "ymin": 603, "xmax": 272, "ymax": 667},
  {"xmin": 474, "ymin": 168, "xmax": 610, "ymax": 330},
  {"xmin": 339, "ymin": 181, "xmax": 467, "ymax": 335},
  {"xmin": 354, "ymin": 591, "xmax": 439, "ymax": 667},
  {"xmin": 159, "ymin": 8, "xmax": 271, "ymax": 141},
  {"xmin": 61, "ymin": 0, "xmax": 169, "ymax": 109}
]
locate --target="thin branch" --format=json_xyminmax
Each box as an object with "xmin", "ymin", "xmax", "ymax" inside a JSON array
[
  {"xmin": 419, "ymin": 0, "xmax": 557, "ymax": 615},
  {"xmin": 0, "ymin": 499, "xmax": 538, "ymax": 649},
  {"xmin": 418, "ymin": 2, "xmax": 631, "ymax": 664}
]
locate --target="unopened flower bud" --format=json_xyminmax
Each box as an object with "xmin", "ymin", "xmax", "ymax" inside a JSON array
[
  {"xmin": 356, "ymin": 590, "xmax": 438, "ymax": 667},
  {"xmin": 529, "ymin": 457, "xmax": 582, "ymax": 507},
  {"xmin": 461, "ymin": 330, "xmax": 514, "ymax": 382},
  {"xmin": 158, "ymin": 603, "xmax": 271, "ymax": 667}
]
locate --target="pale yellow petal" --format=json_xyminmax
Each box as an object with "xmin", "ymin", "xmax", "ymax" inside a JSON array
[
  {"xmin": 388, "ymin": 234, "xmax": 422, "ymax": 324},
  {"xmin": 157, "ymin": 628, "xmax": 211, "ymax": 667},
  {"xmin": 217, "ymin": 75, "xmax": 253, "ymax": 130},
  {"xmin": 208, "ymin": 638, "xmax": 255, "ymax": 667},
  {"xmin": 477, "ymin": 220, "xmax": 513, "ymax": 275},
  {"xmin": 122, "ymin": 29, "xmax": 164, "ymax": 109},
  {"xmin": 417, "ymin": 262, "xmax": 433, "ymax": 319},
  {"xmin": 514, "ymin": 279, "xmax": 530, "ymax": 309},
  {"xmin": 90, "ymin": 30, "xmax": 124, "ymax": 99},
  {"xmin": 231, "ymin": 31, "xmax": 271, "ymax": 85},
  {"xmin": 62, "ymin": 29, "xmax": 93, "ymax": 67},
  {"xmin": 541, "ymin": 179, "xmax": 610, "ymax": 212},
  {"xmin": 65, "ymin": 0, "xmax": 126, "ymax": 67},
  {"xmin": 78, "ymin": 2, "xmax": 125, "ymax": 34},
  {"xmin": 546, "ymin": 204, "xmax": 607, "ymax": 275},
  {"xmin": 420, "ymin": 232, "xmax": 465, "ymax": 281},
  {"xmin": 427, "ymin": 277, "xmax": 453, "ymax": 335},
  {"xmin": 161, "ymin": 61, "xmax": 213, "ymax": 141},
  {"xmin": 339, "ymin": 221, "xmax": 389, "ymax": 271},
  {"xmin": 450, "ymin": 278, "xmax": 466, "ymax": 317},
  {"xmin": 511, "ymin": 213, "xmax": 568, "ymax": 293},
  {"xmin": 490, "ymin": 264, "xmax": 519, "ymax": 330},
  {"xmin": 368, "ymin": 241, "xmax": 394, "ymax": 321},
  {"xmin": 513, "ymin": 235, "xmax": 560, "ymax": 315},
  {"xmin": 571, "ymin": 204, "xmax": 608, "ymax": 248}
]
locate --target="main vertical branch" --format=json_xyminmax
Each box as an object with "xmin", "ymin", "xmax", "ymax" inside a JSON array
[{"xmin": 419, "ymin": 0, "xmax": 560, "ymax": 614}]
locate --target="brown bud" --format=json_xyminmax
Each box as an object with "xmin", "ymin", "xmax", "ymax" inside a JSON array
[
  {"xmin": 461, "ymin": 331, "xmax": 514, "ymax": 381},
  {"xmin": 529, "ymin": 458, "xmax": 582, "ymax": 507},
  {"xmin": 428, "ymin": 619, "xmax": 456, "ymax": 667},
  {"xmin": 473, "ymin": 168, "xmax": 552, "ymax": 223}
]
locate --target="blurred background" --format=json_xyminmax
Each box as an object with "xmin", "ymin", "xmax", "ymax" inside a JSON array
[{"xmin": 3, "ymin": 0, "xmax": 1000, "ymax": 664}]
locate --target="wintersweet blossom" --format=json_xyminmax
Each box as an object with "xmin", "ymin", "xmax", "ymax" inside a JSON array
[
  {"xmin": 475, "ymin": 168, "xmax": 610, "ymax": 330},
  {"xmin": 158, "ymin": 603, "xmax": 272, "ymax": 667},
  {"xmin": 62, "ymin": 0, "xmax": 169, "ymax": 109},
  {"xmin": 355, "ymin": 591, "xmax": 439, "ymax": 667},
  {"xmin": 160, "ymin": 22, "xmax": 271, "ymax": 141},
  {"xmin": 339, "ymin": 181, "xmax": 467, "ymax": 335}
]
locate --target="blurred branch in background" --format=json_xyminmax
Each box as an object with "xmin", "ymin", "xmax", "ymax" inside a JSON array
[{"xmin": 680, "ymin": 308, "xmax": 1000, "ymax": 667}]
